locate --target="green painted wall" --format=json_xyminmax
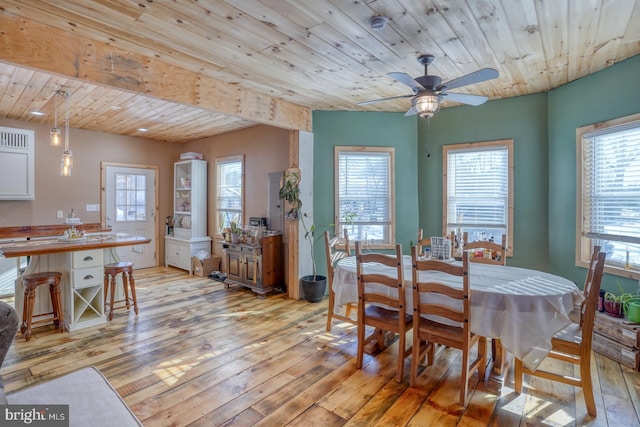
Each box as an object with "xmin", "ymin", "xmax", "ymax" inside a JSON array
[
  {"xmin": 418, "ymin": 94, "xmax": 550, "ymax": 271},
  {"xmin": 312, "ymin": 111, "xmax": 419, "ymax": 277},
  {"xmin": 312, "ymin": 55, "xmax": 639, "ymax": 292},
  {"xmin": 548, "ymin": 55, "xmax": 640, "ymax": 293}
]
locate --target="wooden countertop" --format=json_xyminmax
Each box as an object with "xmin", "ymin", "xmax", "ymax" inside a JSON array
[
  {"xmin": 0, "ymin": 234, "xmax": 151, "ymax": 258},
  {"xmin": 0, "ymin": 223, "xmax": 109, "ymax": 239}
]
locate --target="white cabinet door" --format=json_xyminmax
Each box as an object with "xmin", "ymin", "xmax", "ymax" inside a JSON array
[{"xmin": 0, "ymin": 127, "xmax": 34, "ymax": 200}]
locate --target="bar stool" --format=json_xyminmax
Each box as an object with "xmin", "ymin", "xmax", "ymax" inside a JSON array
[
  {"xmin": 103, "ymin": 262, "xmax": 138, "ymax": 321},
  {"xmin": 20, "ymin": 272, "xmax": 65, "ymax": 341}
]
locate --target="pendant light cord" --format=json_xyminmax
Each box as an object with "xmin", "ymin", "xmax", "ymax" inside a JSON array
[{"xmin": 64, "ymin": 92, "xmax": 69, "ymax": 150}]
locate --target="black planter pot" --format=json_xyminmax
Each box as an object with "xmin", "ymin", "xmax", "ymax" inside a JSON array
[{"xmin": 300, "ymin": 275, "xmax": 327, "ymax": 303}]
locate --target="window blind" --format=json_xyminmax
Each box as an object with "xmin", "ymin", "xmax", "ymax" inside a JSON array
[
  {"xmin": 446, "ymin": 146, "xmax": 508, "ymax": 230},
  {"xmin": 216, "ymin": 157, "xmax": 243, "ymax": 230},
  {"xmin": 337, "ymin": 150, "xmax": 391, "ymax": 243},
  {"xmin": 582, "ymin": 125, "xmax": 640, "ymax": 246}
]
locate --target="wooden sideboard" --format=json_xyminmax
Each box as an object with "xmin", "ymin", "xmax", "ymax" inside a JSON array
[{"xmin": 223, "ymin": 234, "xmax": 283, "ymax": 298}]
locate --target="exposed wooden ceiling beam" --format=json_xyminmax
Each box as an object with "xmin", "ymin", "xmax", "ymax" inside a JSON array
[{"xmin": 0, "ymin": 12, "xmax": 312, "ymax": 132}]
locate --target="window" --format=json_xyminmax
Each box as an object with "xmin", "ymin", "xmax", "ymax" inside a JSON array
[
  {"xmin": 216, "ymin": 155, "xmax": 243, "ymax": 234},
  {"xmin": 577, "ymin": 113, "xmax": 640, "ymax": 278},
  {"xmin": 115, "ymin": 173, "xmax": 147, "ymax": 221},
  {"xmin": 443, "ymin": 140, "xmax": 513, "ymax": 254},
  {"xmin": 335, "ymin": 146, "xmax": 395, "ymax": 248}
]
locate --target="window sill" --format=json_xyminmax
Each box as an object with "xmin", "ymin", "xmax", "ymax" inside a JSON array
[
  {"xmin": 577, "ymin": 260, "xmax": 640, "ymax": 280},
  {"xmin": 354, "ymin": 243, "xmax": 396, "ymax": 251}
]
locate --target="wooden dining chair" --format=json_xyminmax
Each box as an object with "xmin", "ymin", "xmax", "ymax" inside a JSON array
[
  {"xmin": 355, "ymin": 241, "xmax": 412, "ymax": 383},
  {"xmin": 417, "ymin": 229, "xmax": 430, "ymax": 256},
  {"xmin": 463, "ymin": 232, "xmax": 508, "ymax": 370},
  {"xmin": 325, "ymin": 229, "xmax": 357, "ymax": 331},
  {"xmin": 569, "ymin": 245, "xmax": 602, "ymax": 323},
  {"xmin": 583, "ymin": 246, "xmax": 602, "ymax": 302},
  {"xmin": 343, "ymin": 228, "xmax": 351, "ymax": 256},
  {"xmin": 410, "ymin": 247, "xmax": 487, "ymax": 406},
  {"xmin": 462, "ymin": 232, "xmax": 507, "ymax": 265},
  {"xmin": 515, "ymin": 251, "xmax": 606, "ymax": 417}
]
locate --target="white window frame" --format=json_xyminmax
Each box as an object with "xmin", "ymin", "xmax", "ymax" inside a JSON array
[
  {"xmin": 114, "ymin": 172, "xmax": 148, "ymax": 222},
  {"xmin": 334, "ymin": 146, "xmax": 395, "ymax": 249},
  {"xmin": 216, "ymin": 155, "xmax": 244, "ymax": 236},
  {"xmin": 576, "ymin": 112, "xmax": 640, "ymax": 280},
  {"xmin": 443, "ymin": 139, "xmax": 514, "ymax": 256}
]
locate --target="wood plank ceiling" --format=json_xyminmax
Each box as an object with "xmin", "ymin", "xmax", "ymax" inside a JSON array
[{"xmin": 0, "ymin": 0, "xmax": 639, "ymax": 143}]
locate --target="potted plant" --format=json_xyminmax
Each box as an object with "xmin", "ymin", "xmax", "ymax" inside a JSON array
[
  {"xmin": 278, "ymin": 168, "xmax": 326, "ymax": 302},
  {"xmin": 604, "ymin": 284, "xmax": 634, "ymax": 318},
  {"xmin": 229, "ymin": 220, "xmax": 242, "ymax": 243},
  {"xmin": 279, "ymin": 169, "xmax": 302, "ymax": 221},
  {"xmin": 224, "ymin": 213, "xmax": 242, "ymax": 243},
  {"xmin": 298, "ymin": 213, "xmax": 327, "ymax": 302}
]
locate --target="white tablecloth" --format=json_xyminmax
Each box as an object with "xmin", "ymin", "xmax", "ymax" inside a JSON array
[{"xmin": 333, "ymin": 255, "xmax": 583, "ymax": 370}]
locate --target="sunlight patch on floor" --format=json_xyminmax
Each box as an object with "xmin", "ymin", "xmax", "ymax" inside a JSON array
[
  {"xmin": 331, "ymin": 321, "xmax": 356, "ymax": 329},
  {"xmin": 153, "ymin": 351, "xmax": 217, "ymax": 386},
  {"xmin": 244, "ymin": 340, "xmax": 269, "ymax": 349},
  {"xmin": 521, "ymin": 396, "xmax": 575, "ymax": 426},
  {"xmin": 498, "ymin": 389, "xmax": 527, "ymax": 415}
]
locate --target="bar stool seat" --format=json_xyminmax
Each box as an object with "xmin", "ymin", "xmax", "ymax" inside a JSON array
[
  {"xmin": 20, "ymin": 271, "xmax": 65, "ymax": 341},
  {"xmin": 103, "ymin": 262, "xmax": 138, "ymax": 321}
]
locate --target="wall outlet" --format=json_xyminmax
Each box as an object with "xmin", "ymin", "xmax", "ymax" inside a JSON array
[
  {"xmin": 56, "ymin": 210, "xmax": 64, "ymax": 219},
  {"xmin": 86, "ymin": 204, "xmax": 100, "ymax": 212}
]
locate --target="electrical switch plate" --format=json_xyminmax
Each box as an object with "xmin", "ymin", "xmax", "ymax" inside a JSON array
[
  {"xmin": 56, "ymin": 210, "xmax": 64, "ymax": 219},
  {"xmin": 86, "ymin": 204, "xmax": 100, "ymax": 212}
]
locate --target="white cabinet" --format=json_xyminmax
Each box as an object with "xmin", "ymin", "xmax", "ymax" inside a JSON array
[
  {"xmin": 165, "ymin": 237, "xmax": 212, "ymax": 272},
  {"xmin": 165, "ymin": 159, "xmax": 211, "ymax": 272},
  {"xmin": 64, "ymin": 249, "xmax": 106, "ymax": 331},
  {"xmin": 0, "ymin": 126, "xmax": 35, "ymax": 200}
]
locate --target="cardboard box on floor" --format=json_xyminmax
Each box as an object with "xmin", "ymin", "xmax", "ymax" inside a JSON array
[{"xmin": 191, "ymin": 255, "xmax": 220, "ymax": 277}]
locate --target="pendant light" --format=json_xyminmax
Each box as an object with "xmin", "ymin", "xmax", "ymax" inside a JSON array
[
  {"xmin": 59, "ymin": 91, "xmax": 73, "ymax": 177},
  {"xmin": 50, "ymin": 91, "xmax": 62, "ymax": 146}
]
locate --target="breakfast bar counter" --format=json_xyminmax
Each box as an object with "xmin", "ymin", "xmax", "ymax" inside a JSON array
[
  {"xmin": 0, "ymin": 231, "xmax": 151, "ymax": 332},
  {"xmin": 0, "ymin": 234, "xmax": 151, "ymax": 258}
]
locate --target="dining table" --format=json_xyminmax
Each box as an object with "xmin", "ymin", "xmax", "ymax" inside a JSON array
[{"xmin": 332, "ymin": 255, "xmax": 584, "ymax": 372}]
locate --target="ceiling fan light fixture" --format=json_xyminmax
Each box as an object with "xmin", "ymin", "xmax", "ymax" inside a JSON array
[
  {"xmin": 413, "ymin": 94, "xmax": 441, "ymax": 118},
  {"xmin": 368, "ymin": 15, "xmax": 388, "ymax": 31}
]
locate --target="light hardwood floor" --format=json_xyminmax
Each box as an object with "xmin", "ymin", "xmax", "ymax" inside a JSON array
[{"xmin": 2, "ymin": 267, "xmax": 640, "ymax": 426}]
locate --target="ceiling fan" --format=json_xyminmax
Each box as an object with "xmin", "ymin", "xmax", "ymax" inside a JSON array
[{"xmin": 358, "ymin": 54, "xmax": 499, "ymax": 118}]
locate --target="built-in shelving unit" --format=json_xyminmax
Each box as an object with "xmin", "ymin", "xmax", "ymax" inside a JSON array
[{"xmin": 165, "ymin": 159, "xmax": 211, "ymax": 272}]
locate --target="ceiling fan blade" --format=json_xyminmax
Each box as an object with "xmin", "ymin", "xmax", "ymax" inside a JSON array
[
  {"xmin": 404, "ymin": 106, "xmax": 419, "ymax": 117},
  {"xmin": 442, "ymin": 92, "xmax": 488, "ymax": 106},
  {"xmin": 357, "ymin": 94, "xmax": 413, "ymax": 106},
  {"xmin": 388, "ymin": 72, "xmax": 425, "ymax": 93},
  {"xmin": 437, "ymin": 68, "xmax": 498, "ymax": 91}
]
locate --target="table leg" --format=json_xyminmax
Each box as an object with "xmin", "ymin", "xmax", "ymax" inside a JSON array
[
  {"xmin": 491, "ymin": 338, "xmax": 511, "ymax": 377},
  {"xmin": 364, "ymin": 329, "xmax": 395, "ymax": 354}
]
